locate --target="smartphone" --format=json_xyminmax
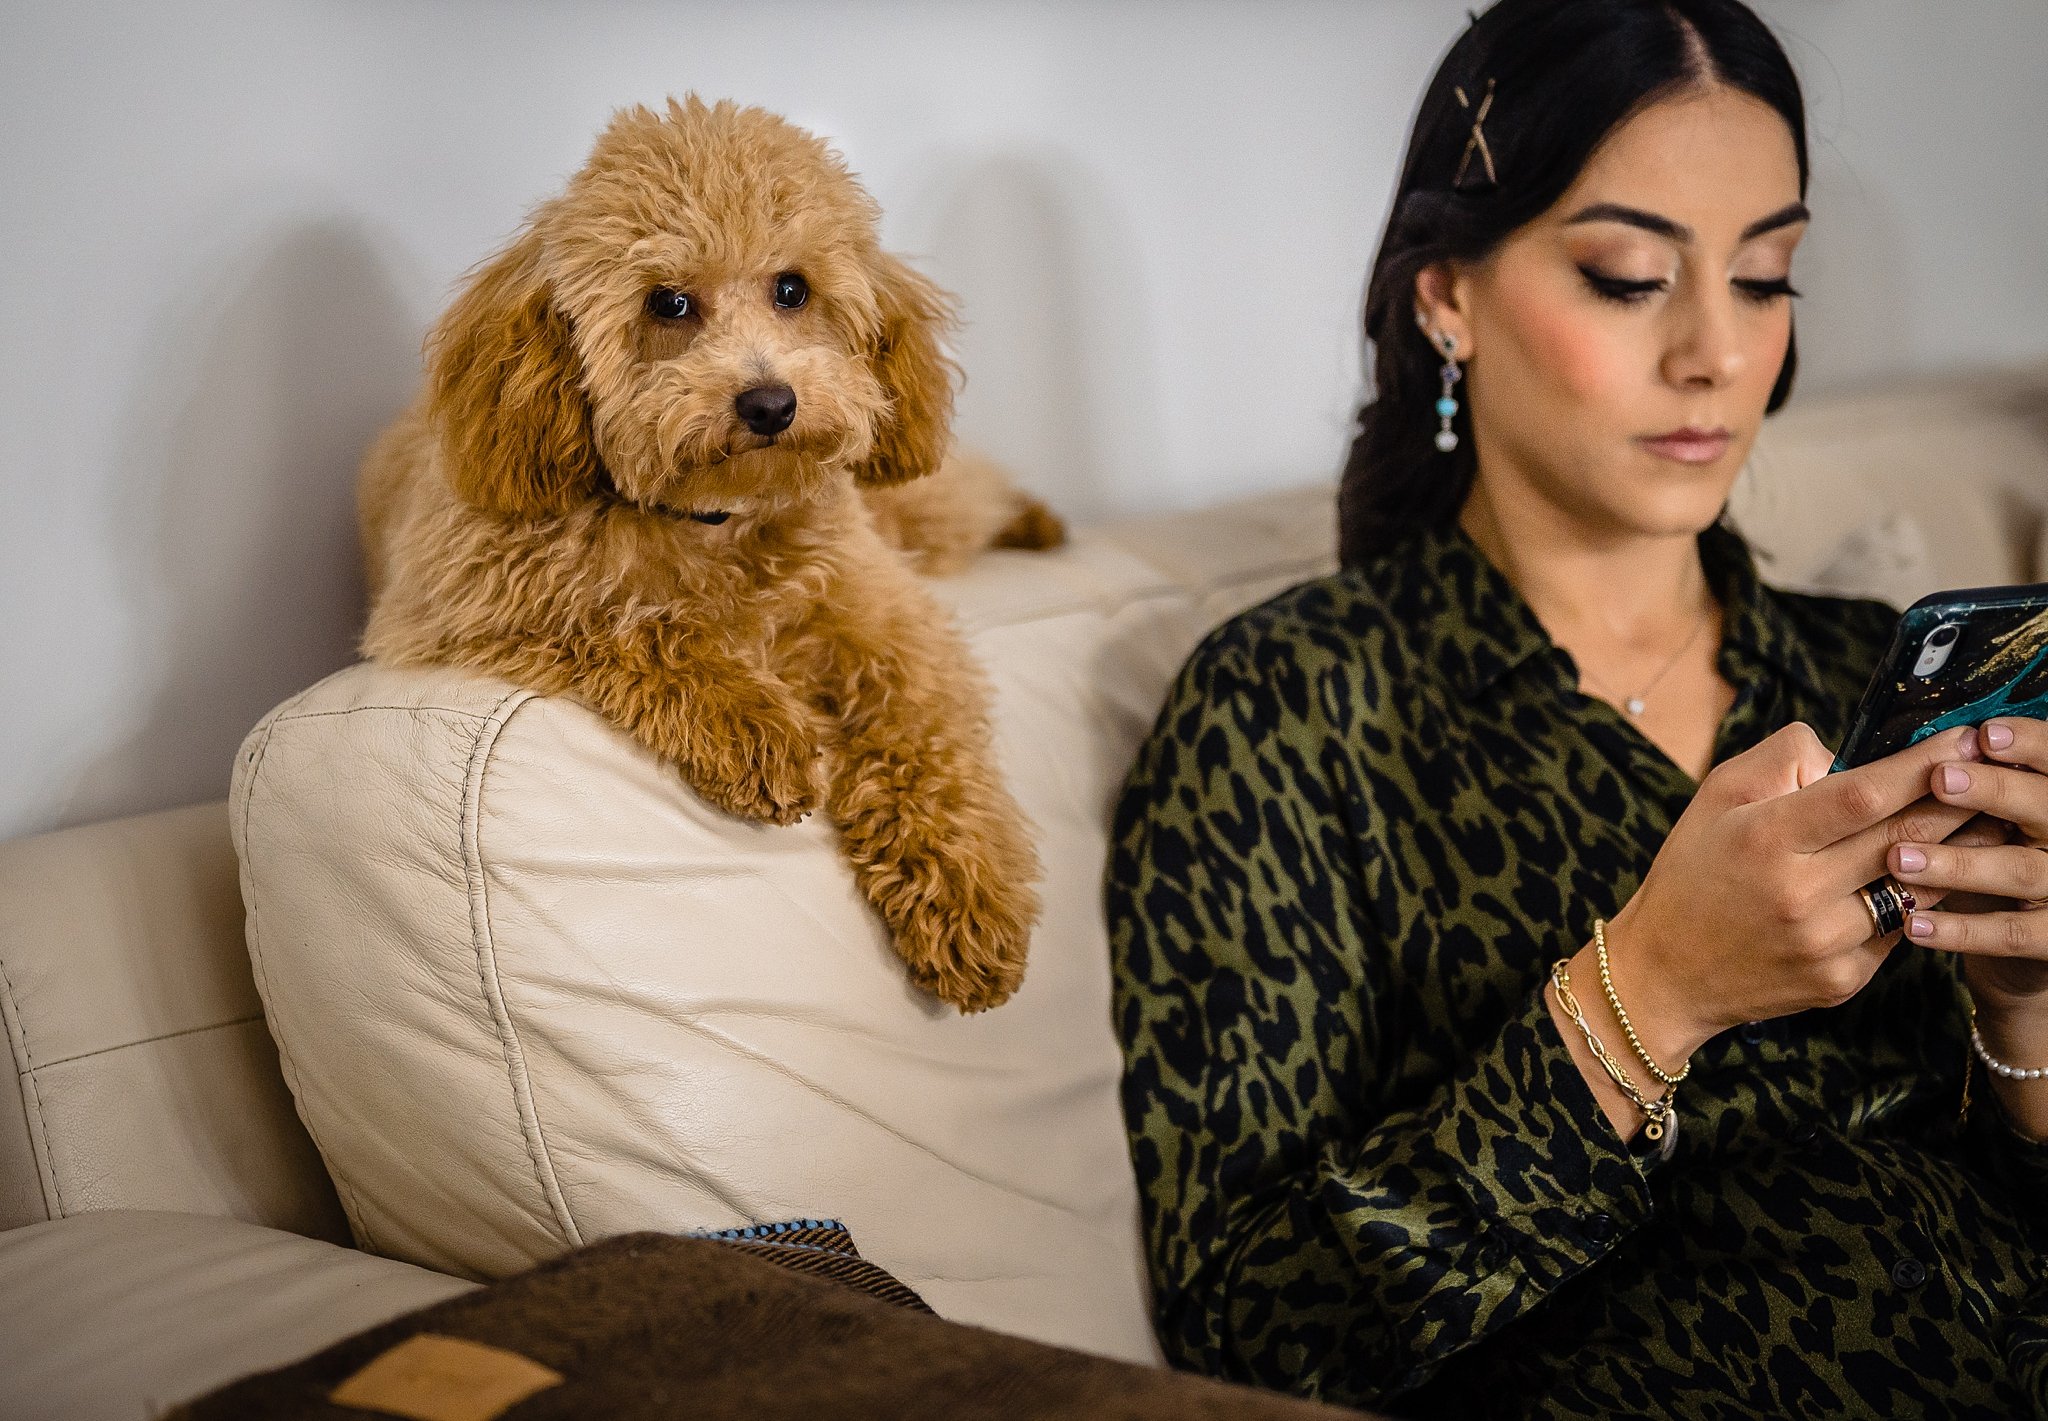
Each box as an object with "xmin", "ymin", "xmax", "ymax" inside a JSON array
[{"xmin": 1831, "ymin": 583, "xmax": 2048, "ymax": 773}]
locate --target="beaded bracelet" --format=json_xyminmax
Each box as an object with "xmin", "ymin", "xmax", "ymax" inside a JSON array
[
  {"xmin": 1551, "ymin": 957, "xmax": 1679, "ymax": 1162},
  {"xmin": 1594, "ymin": 918, "xmax": 1691, "ymax": 1090},
  {"xmin": 1969, "ymin": 998, "xmax": 2048, "ymax": 1081}
]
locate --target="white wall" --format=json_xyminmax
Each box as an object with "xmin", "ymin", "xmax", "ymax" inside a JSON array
[{"xmin": 5, "ymin": 0, "xmax": 2047, "ymax": 841}]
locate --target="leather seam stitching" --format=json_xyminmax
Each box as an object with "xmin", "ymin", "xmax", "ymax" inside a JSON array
[
  {"xmin": 239, "ymin": 687, "xmax": 382, "ymax": 1252},
  {"xmin": 0, "ymin": 953, "xmax": 34, "ymax": 1072},
  {"xmin": 28, "ymin": 1015, "xmax": 263, "ymax": 1072},
  {"xmin": 265, "ymin": 703, "xmax": 506, "ymax": 725},
  {"xmin": 462, "ymin": 687, "xmax": 583, "ymax": 1248},
  {"xmin": 0, "ymin": 936, "xmax": 64, "ymax": 1217},
  {"xmin": 17, "ymin": 1068, "xmax": 61, "ymax": 1217}
]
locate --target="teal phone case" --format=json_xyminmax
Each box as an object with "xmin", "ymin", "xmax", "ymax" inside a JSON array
[{"xmin": 1831, "ymin": 583, "xmax": 2048, "ymax": 772}]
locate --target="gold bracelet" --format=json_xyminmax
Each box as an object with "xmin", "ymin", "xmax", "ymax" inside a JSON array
[
  {"xmin": 1594, "ymin": 917, "xmax": 1690, "ymax": 1089},
  {"xmin": 1552, "ymin": 957, "xmax": 1679, "ymax": 1158},
  {"xmin": 1552, "ymin": 959, "xmax": 1659, "ymax": 1116}
]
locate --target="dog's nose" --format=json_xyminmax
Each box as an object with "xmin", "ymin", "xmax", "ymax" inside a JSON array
[{"xmin": 734, "ymin": 384, "xmax": 797, "ymax": 437}]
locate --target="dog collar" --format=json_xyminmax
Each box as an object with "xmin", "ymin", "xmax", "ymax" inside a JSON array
[{"xmin": 592, "ymin": 471, "xmax": 730, "ymax": 525}]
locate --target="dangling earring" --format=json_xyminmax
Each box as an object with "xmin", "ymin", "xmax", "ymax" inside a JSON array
[{"xmin": 1417, "ymin": 315, "xmax": 1464, "ymax": 452}]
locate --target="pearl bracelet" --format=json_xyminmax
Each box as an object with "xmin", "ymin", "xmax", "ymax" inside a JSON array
[
  {"xmin": 1971, "ymin": 1022, "xmax": 2048, "ymax": 1080},
  {"xmin": 1968, "ymin": 1000, "xmax": 2048, "ymax": 1081}
]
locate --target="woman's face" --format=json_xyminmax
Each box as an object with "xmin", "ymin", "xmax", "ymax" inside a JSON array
[{"xmin": 1426, "ymin": 82, "xmax": 1808, "ymax": 540}]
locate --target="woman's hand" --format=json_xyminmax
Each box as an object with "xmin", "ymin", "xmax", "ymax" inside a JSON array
[
  {"xmin": 1889, "ymin": 717, "xmax": 2048, "ymax": 1005},
  {"xmin": 1592, "ymin": 720, "xmax": 1984, "ymax": 1070},
  {"xmin": 1883, "ymin": 717, "xmax": 2048, "ymax": 1139}
]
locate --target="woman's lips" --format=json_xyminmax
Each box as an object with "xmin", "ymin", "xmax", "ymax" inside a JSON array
[{"xmin": 1637, "ymin": 428, "xmax": 1732, "ymax": 464}]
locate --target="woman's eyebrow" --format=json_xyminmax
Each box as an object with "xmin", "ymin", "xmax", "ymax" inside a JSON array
[{"xmin": 1563, "ymin": 200, "xmax": 1811, "ymax": 243}]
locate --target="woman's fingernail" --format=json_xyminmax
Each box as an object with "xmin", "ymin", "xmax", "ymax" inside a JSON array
[
  {"xmin": 1897, "ymin": 846, "xmax": 1927, "ymax": 874},
  {"xmin": 1908, "ymin": 913, "xmax": 1934, "ymax": 939},
  {"xmin": 1940, "ymin": 765, "xmax": 1971, "ymax": 794},
  {"xmin": 1985, "ymin": 721, "xmax": 2014, "ymax": 751},
  {"xmin": 1960, "ymin": 726, "xmax": 1981, "ymax": 758}
]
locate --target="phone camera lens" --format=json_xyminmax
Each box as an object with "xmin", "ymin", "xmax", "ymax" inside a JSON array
[{"xmin": 1930, "ymin": 625, "xmax": 1959, "ymax": 647}]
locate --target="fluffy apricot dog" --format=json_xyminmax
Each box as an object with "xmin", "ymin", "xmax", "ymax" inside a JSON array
[{"xmin": 358, "ymin": 97, "xmax": 1063, "ymax": 1012}]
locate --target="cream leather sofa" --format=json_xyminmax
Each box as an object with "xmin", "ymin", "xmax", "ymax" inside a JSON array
[{"xmin": 4, "ymin": 363, "xmax": 2046, "ymax": 1420}]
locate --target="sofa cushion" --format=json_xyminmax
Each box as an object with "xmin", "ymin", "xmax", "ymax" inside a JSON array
[
  {"xmin": 1729, "ymin": 362, "xmax": 2048, "ymax": 597},
  {"xmin": 1775, "ymin": 510, "xmax": 1937, "ymax": 609},
  {"xmin": 228, "ymin": 484, "xmax": 1336, "ymax": 1366},
  {"xmin": 0, "ymin": 1210, "xmax": 473, "ymax": 1421}
]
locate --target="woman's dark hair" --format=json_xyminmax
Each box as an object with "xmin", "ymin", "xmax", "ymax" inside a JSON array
[{"xmin": 1337, "ymin": 0, "xmax": 1809, "ymax": 566}]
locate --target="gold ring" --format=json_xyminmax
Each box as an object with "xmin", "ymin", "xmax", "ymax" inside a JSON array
[{"xmin": 1860, "ymin": 876, "xmax": 1911, "ymax": 936}]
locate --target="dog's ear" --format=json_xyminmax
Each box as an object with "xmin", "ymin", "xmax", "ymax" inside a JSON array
[
  {"xmin": 426, "ymin": 224, "xmax": 602, "ymax": 516},
  {"xmin": 849, "ymin": 253, "xmax": 960, "ymax": 488}
]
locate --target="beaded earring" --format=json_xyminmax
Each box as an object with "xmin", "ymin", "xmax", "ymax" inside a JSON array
[{"xmin": 1414, "ymin": 312, "xmax": 1464, "ymax": 452}]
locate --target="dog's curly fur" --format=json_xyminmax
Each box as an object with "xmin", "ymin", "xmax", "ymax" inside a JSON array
[{"xmin": 358, "ymin": 97, "xmax": 1061, "ymax": 1011}]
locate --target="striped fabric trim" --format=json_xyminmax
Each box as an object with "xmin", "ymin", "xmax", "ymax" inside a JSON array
[{"xmin": 684, "ymin": 1219, "xmax": 935, "ymax": 1314}]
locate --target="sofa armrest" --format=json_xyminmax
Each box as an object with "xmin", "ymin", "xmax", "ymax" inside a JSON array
[
  {"xmin": 0, "ymin": 803, "xmax": 346, "ymax": 1240},
  {"xmin": 0, "ymin": 1210, "xmax": 472, "ymax": 1421}
]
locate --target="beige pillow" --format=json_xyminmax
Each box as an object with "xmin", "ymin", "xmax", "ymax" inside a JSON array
[
  {"xmin": 1772, "ymin": 510, "xmax": 1937, "ymax": 610},
  {"xmin": 1732, "ymin": 364, "xmax": 2048, "ymax": 595}
]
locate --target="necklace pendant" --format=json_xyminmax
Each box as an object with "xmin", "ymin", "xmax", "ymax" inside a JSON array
[{"xmin": 1625, "ymin": 696, "xmax": 1646, "ymax": 716}]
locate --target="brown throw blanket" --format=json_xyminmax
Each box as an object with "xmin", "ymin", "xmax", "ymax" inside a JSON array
[{"xmin": 172, "ymin": 1229, "xmax": 1388, "ymax": 1420}]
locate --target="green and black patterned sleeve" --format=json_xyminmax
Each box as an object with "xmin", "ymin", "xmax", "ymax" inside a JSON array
[{"xmin": 1107, "ymin": 614, "xmax": 1663, "ymax": 1408}]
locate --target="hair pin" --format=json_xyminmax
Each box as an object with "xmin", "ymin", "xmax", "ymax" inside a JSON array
[{"xmin": 1453, "ymin": 78, "xmax": 1498, "ymax": 191}]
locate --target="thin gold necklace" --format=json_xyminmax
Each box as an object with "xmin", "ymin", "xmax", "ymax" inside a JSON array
[{"xmin": 1576, "ymin": 610, "xmax": 1712, "ymax": 717}]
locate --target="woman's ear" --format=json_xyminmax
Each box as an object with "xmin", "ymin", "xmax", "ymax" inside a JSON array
[
  {"xmin": 426, "ymin": 224, "xmax": 602, "ymax": 516},
  {"xmin": 848, "ymin": 252, "xmax": 960, "ymax": 488},
  {"xmin": 1412, "ymin": 259, "xmax": 1474, "ymax": 358}
]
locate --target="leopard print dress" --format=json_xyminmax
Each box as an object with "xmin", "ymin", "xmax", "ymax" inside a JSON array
[{"xmin": 1104, "ymin": 516, "xmax": 2048, "ymax": 1420}]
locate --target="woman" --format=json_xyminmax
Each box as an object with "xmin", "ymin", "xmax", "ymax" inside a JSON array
[{"xmin": 1104, "ymin": 2, "xmax": 2048, "ymax": 1417}]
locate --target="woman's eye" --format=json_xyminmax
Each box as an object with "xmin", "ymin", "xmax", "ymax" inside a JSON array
[
  {"xmin": 1735, "ymin": 276, "xmax": 1802, "ymax": 304},
  {"xmin": 1579, "ymin": 266, "xmax": 1664, "ymax": 305},
  {"xmin": 646, "ymin": 287, "xmax": 695, "ymax": 320},
  {"xmin": 773, "ymin": 272, "xmax": 809, "ymax": 310}
]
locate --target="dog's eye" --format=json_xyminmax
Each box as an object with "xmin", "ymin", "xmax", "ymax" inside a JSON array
[
  {"xmin": 646, "ymin": 287, "xmax": 695, "ymax": 321},
  {"xmin": 773, "ymin": 273, "xmax": 809, "ymax": 310}
]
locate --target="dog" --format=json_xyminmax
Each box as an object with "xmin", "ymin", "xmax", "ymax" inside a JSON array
[{"xmin": 357, "ymin": 97, "xmax": 1061, "ymax": 1012}]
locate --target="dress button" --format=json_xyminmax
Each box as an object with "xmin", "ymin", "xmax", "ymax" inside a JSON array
[
  {"xmin": 1891, "ymin": 1257, "xmax": 1929, "ymax": 1290},
  {"xmin": 1478, "ymin": 1234, "xmax": 1508, "ymax": 1268},
  {"xmin": 1790, "ymin": 1122, "xmax": 1821, "ymax": 1146},
  {"xmin": 1580, "ymin": 1212, "xmax": 1616, "ymax": 1244},
  {"xmin": 1738, "ymin": 1020, "xmax": 1770, "ymax": 1044}
]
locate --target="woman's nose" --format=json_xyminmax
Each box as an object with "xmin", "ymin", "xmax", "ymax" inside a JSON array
[{"xmin": 1660, "ymin": 285, "xmax": 1749, "ymax": 390}]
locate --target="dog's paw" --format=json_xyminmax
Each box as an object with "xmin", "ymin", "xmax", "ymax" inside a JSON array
[
  {"xmin": 685, "ymin": 707, "xmax": 823, "ymax": 826},
  {"xmin": 891, "ymin": 864, "xmax": 1038, "ymax": 1014}
]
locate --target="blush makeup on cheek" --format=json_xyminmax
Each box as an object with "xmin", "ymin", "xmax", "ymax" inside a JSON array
[
  {"xmin": 1523, "ymin": 302, "xmax": 1629, "ymax": 402},
  {"xmin": 1489, "ymin": 280, "xmax": 1636, "ymax": 441}
]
